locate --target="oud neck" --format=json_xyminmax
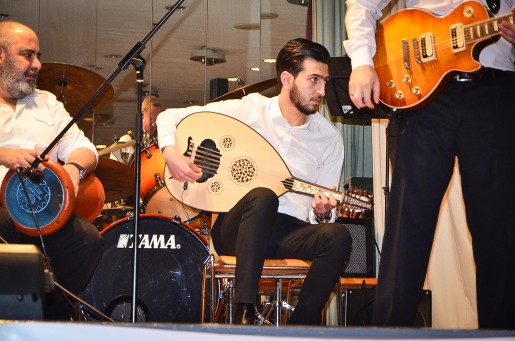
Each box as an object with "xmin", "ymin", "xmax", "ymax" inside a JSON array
[
  {"xmin": 466, "ymin": 12, "xmax": 514, "ymax": 42},
  {"xmin": 282, "ymin": 177, "xmax": 373, "ymax": 211}
]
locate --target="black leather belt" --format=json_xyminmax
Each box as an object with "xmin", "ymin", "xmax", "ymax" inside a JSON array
[{"xmin": 452, "ymin": 67, "xmax": 514, "ymax": 82}]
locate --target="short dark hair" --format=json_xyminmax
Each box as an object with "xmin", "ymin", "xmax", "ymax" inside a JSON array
[{"xmin": 275, "ymin": 38, "xmax": 330, "ymax": 87}]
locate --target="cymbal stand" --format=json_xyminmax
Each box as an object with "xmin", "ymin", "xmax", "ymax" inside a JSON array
[{"xmin": 27, "ymin": 0, "xmax": 186, "ymax": 323}]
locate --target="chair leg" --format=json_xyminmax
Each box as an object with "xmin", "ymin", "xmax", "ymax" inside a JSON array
[
  {"xmin": 336, "ymin": 277, "xmax": 342, "ymax": 326},
  {"xmin": 275, "ymin": 279, "xmax": 282, "ymax": 326}
]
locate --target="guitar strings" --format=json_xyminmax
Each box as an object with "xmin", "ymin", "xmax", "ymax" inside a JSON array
[
  {"xmin": 428, "ymin": 13, "xmax": 513, "ymax": 51},
  {"xmin": 185, "ymin": 144, "xmax": 371, "ymax": 209}
]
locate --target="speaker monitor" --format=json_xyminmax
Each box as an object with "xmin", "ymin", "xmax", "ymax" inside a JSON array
[
  {"xmin": 341, "ymin": 287, "xmax": 432, "ymax": 327},
  {"xmin": 0, "ymin": 244, "xmax": 45, "ymax": 320},
  {"xmin": 337, "ymin": 217, "xmax": 376, "ymax": 278}
]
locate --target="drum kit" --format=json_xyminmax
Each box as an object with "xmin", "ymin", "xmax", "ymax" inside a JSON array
[
  {"xmin": 32, "ymin": 61, "xmax": 278, "ymax": 323},
  {"xmin": 35, "ymin": 62, "xmax": 213, "ymax": 323}
]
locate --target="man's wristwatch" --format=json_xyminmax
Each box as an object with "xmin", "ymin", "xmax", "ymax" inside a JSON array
[
  {"xmin": 314, "ymin": 210, "xmax": 332, "ymax": 224},
  {"xmin": 67, "ymin": 162, "xmax": 86, "ymax": 182}
]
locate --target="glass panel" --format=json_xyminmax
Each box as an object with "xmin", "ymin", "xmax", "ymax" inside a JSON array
[{"xmin": 0, "ymin": 0, "xmax": 307, "ymax": 146}]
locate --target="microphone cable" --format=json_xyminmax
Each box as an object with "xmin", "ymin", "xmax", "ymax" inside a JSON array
[{"xmin": 13, "ymin": 168, "xmax": 114, "ymax": 322}]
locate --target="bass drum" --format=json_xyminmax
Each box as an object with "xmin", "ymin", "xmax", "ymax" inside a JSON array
[
  {"xmin": 144, "ymin": 186, "xmax": 211, "ymax": 233},
  {"xmin": 81, "ymin": 214, "xmax": 209, "ymax": 322}
]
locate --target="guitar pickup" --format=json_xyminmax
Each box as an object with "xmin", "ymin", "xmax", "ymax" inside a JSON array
[
  {"xmin": 419, "ymin": 32, "xmax": 436, "ymax": 62},
  {"xmin": 450, "ymin": 23, "xmax": 466, "ymax": 53}
]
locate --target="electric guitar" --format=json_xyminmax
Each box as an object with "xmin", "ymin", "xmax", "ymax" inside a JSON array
[
  {"xmin": 163, "ymin": 111, "xmax": 373, "ymax": 213},
  {"xmin": 374, "ymin": 1, "xmax": 514, "ymax": 110}
]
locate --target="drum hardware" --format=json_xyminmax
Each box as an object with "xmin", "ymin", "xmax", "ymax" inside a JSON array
[{"xmin": 154, "ymin": 173, "xmax": 165, "ymax": 188}]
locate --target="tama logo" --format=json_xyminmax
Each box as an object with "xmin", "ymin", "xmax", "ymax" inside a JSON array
[{"xmin": 117, "ymin": 234, "xmax": 181, "ymax": 249}]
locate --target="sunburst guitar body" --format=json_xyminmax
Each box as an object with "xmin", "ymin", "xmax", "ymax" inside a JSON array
[{"xmin": 374, "ymin": 1, "xmax": 514, "ymax": 110}]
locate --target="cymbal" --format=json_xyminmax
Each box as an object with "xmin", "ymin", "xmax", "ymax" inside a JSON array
[
  {"xmin": 38, "ymin": 63, "xmax": 114, "ymax": 115},
  {"xmin": 212, "ymin": 78, "xmax": 279, "ymax": 102},
  {"xmin": 94, "ymin": 157, "xmax": 135, "ymax": 202},
  {"xmin": 98, "ymin": 140, "xmax": 136, "ymax": 156}
]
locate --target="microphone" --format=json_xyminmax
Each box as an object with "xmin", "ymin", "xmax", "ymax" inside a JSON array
[{"xmin": 18, "ymin": 166, "xmax": 44, "ymax": 183}]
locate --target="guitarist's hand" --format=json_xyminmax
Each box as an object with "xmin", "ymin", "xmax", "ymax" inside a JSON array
[
  {"xmin": 162, "ymin": 145, "xmax": 203, "ymax": 182},
  {"xmin": 312, "ymin": 185, "xmax": 338, "ymax": 217},
  {"xmin": 348, "ymin": 65, "xmax": 380, "ymax": 110},
  {"xmin": 499, "ymin": 6, "xmax": 515, "ymax": 44}
]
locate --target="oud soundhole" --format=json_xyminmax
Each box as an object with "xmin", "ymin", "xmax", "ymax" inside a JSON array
[
  {"xmin": 230, "ymin": 158, "xmax": 257, "ymax": 185},
  {"xmin": 220, "ymin": 135, "xmax": 235, "ymax": 151},
  {"xmin": 208, "ymin": 180, "xmax": 223, "ymax": 195}
]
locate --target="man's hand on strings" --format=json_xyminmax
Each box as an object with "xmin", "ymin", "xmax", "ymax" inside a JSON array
[
  {"xmin": 312, "ymin": 185, "xmax": 338, "ymax": 216},
  {"xmin": 0, "ymin": 148, "xmax": 47, "ymax": 171},
  {"xmin": 162, "ymin": 145, "xmax": 203, "ymax": 183}
]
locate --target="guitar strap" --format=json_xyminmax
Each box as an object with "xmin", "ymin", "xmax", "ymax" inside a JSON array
[{"xmin": 485, "ymin": 0, "xmax": 500, "ymax": 15}]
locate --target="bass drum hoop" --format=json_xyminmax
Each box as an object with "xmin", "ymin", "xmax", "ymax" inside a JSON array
[{"xmin": 81, "ymin": 214, "xmax": 210, "ymax": 322}]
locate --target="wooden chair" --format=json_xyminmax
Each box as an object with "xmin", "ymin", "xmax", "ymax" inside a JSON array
[{"xmin": 201, "ymin": 255, "xmax": 341, "ymax": 325}]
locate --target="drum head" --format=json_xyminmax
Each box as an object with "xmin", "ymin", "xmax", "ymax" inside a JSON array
[{"xmin": 81, "ymin": 214, "xmax": 209, "ymax": 322}]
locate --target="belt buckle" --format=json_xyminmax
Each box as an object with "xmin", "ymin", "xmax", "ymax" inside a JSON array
[{"xmin": 453, "ymin": 73, "xmax": 476, "ymax": 82}]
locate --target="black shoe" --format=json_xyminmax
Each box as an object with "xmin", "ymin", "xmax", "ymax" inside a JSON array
[{"xmin": 234, "ymin": 303, "xmax": 256, "ymax": 325}]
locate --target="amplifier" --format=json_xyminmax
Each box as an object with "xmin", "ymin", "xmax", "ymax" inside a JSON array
[{"xmin": 338, "ymin": 217, "xmax": 376, "ymax": 278}]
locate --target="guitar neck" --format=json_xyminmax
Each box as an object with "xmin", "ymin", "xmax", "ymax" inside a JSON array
[
  {"xmin": 464, "ymin": 12, "xmax": 514, "ymax": 44},
  {"xmin": 282, "ymin": 177, "xmax": 373, "ymax": 211}
]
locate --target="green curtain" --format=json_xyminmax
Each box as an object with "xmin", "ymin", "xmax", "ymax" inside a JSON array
[{"xmin": 312, "ymin": 0, "xmax": 373, "ymax": 188}]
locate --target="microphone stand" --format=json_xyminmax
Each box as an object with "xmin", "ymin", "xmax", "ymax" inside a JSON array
[{"xmin": 28, "ymin": 0, "xmax": 186, "ymax": 323}]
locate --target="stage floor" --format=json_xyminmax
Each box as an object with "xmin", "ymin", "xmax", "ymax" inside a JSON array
[{"xmin": 1, "ymin": 322, "xmax": 514, "ymax": 341}]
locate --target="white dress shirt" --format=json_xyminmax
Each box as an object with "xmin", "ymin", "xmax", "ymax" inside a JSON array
[
  {"xmin": 157, "ymin": 93, "xmax": 344, "ymax": 222},
  {"xmin": 343, "ymin": 0, "xmax": 515, "ymax": 71},
  {"xmin": 0, "ymin": 89, "xmax": 98, "ymax": 183}
]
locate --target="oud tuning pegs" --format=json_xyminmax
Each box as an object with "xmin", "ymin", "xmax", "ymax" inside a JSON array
[{"xmin": 338, "ymin": 204, "xmax": 365, "ymax": 219}]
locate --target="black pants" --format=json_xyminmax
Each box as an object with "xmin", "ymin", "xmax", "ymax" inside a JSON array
[
  {"xmin": 210, "ymin": 187, "xmax": 352, "ymax": 325},
  {"xmin": 372, "ymin": 70, "xmax": 515, "ymax": 328},
  {"xmin": 0, "ymin": 209, "xmax": 103, "ymax": 320}
]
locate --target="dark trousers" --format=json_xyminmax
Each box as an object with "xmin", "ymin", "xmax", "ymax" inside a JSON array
[
  {"xmin": 210, "ymin": 187, "xmax": 352, "ymax": 325},
  {"xmin": 0, "ymin": 209, "xmax": 103, "ymax": 320},
  {"xmin": 372, "ymin": 70, "xmax": 515, "ymax": 329}
]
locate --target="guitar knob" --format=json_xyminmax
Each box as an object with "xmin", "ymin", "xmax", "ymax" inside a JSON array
[
  {"xmin": 386, "ymin": 80, "xmax": 396, "ymax": 88},
  {"xmin": 403, "ymin": 75, "xmax": 411, "ymax": 84},
  {"xmin": 411, "ymin": 86, "xmax": 421, "ymax": 96},
  {"xmin": 395, "ymin": 90, "xmax": 405, "ymax": 99},
  {"xmin": 463, "ymin": 6, "xmax": 474, "ymax": 18}
]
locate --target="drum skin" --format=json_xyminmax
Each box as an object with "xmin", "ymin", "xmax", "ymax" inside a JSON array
[
  {"xmin": 81, "ymin": 214, "xmax": 210, "ymax": 322},
  {"xmin": 0, "ymin": 160, "xmax": 74, "ymax": 237}
]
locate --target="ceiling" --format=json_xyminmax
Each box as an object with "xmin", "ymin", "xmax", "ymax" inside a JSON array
[{"xmin": 1, "ymin": 0, "xmax": 308, "ymax": 147}]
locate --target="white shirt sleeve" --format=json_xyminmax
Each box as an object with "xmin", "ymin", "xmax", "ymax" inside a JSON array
[{"xmin": 343, "ymin": 0, "xmax": 389, "ymax": 69}]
